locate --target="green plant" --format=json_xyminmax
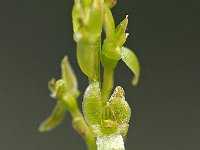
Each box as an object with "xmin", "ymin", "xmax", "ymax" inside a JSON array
[{"xmin": 39, "ymin": 0, "xmax": 140, "ymax": 149}]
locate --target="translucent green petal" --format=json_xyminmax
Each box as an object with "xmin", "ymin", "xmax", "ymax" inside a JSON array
[
  {"xmin": 121, "ymin": 47, "xmax": 140, "ymax": 85},
  {"xmin": 82, "ymin": 82, "xmax": 102, "ymax": 125},
  {"xmin": 39, "ymin": 101, "xmax": 67, "ymax": 132}
]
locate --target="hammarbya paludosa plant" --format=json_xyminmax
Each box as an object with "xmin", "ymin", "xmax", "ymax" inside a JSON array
[{"xmin": 39, "ymin": 0, "xmax": 140, "ymax": 150}]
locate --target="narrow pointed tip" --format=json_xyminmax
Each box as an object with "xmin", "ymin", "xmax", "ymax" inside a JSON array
[
  {"xmin": 38, "ymin": 121, "xmax": 55, "ymax": 133},
  {"xmin": 62, "ymin": 55, "xmax": 68, "ymax": 64},
  {"xmin": 131, "ymin": 76, "xmax": 139, "ymax": 86},
  {"xmin": 38, "ymin": 124, "xmax": 48, "ymax": 133}
]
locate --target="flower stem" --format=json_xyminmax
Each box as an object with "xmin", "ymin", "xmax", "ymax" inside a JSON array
[
  {"xmin": 102, "ymin": 67, "xmax": 114, "ymax": 105},
  {"xmin": 63, "ymin": 96, "xmax": 97, "ymax": 150}
]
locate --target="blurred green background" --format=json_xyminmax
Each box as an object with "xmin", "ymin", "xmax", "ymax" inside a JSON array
[{"xmin": 0, "ymin": 0, "xmax": 199, "ymax": 149}]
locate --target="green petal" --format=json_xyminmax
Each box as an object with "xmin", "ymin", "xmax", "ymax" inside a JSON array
[
  {"xmin": 121, "ymin": 47, "xmax": 140, "ymax": 85},
  {"xmin": 39, "ymin": 101, "xmax": 67, "ymax": 132}
]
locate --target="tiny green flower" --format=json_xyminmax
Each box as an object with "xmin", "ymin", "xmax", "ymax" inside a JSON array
[{"xmin": 39, "ymin": 56, "xmax": 79, "ymax": 132}]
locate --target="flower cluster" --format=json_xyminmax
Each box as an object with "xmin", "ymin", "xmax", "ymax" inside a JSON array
[{"xmin": 39, "ymin": 0, "xmax": 140, "ymax": 150}]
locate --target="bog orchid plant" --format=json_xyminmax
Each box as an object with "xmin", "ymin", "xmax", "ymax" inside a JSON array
[{"xmin": 39, "ymin": 0, "xmax": 140, "ymax": 149}]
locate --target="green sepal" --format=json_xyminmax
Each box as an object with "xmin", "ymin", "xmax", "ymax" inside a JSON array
[
  {"xmin": 61, "ymin": 56, "xmax": 78, "ymax": 93},
  {"xmin": 109, "ymin": 86, "xmax": 131, "ymax": 124},
  {"xmin": 77, "ymin": 40, "xmax": 100, "ymax": 81},
  {"xmin": 115, "ymin": 15, "xmax": 128, "ymax": 47},
  {"xmin": 82, "ymin": 82, "xmax": 102, "ymax": 125},
  {"xmin": 121, "ymin": 47, "xmax": 140, "ymax": 85},
  {"xmin": 39, "ymin": 101, "xmax": 67, "ymax": 132}
]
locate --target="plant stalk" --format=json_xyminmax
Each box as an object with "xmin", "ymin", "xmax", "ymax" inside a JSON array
[
  {"xmin": 102, "ymin": 67, "xmax": 114, "ymax": 105},
  {"xmin": 65, "ymin": 97, "xmax": 97, "ymax": 150}
]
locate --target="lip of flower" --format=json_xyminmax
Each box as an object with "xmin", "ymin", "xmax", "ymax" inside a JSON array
[
  {"xmin": 96, "ymin": 134, "xmax": 125, "ymax": 150},
  {"xmin": 83, "ymin": 83, "xmax": 131, "ymax": 137}
]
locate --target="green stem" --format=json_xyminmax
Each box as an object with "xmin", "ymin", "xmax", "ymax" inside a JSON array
[
  {"xmin": 102, "ymin": 67, "xmax": 114, "ymax": 105},
  {"xmin": 71, "ymin": 107, "xmax": 97, "ymax": 150}
]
